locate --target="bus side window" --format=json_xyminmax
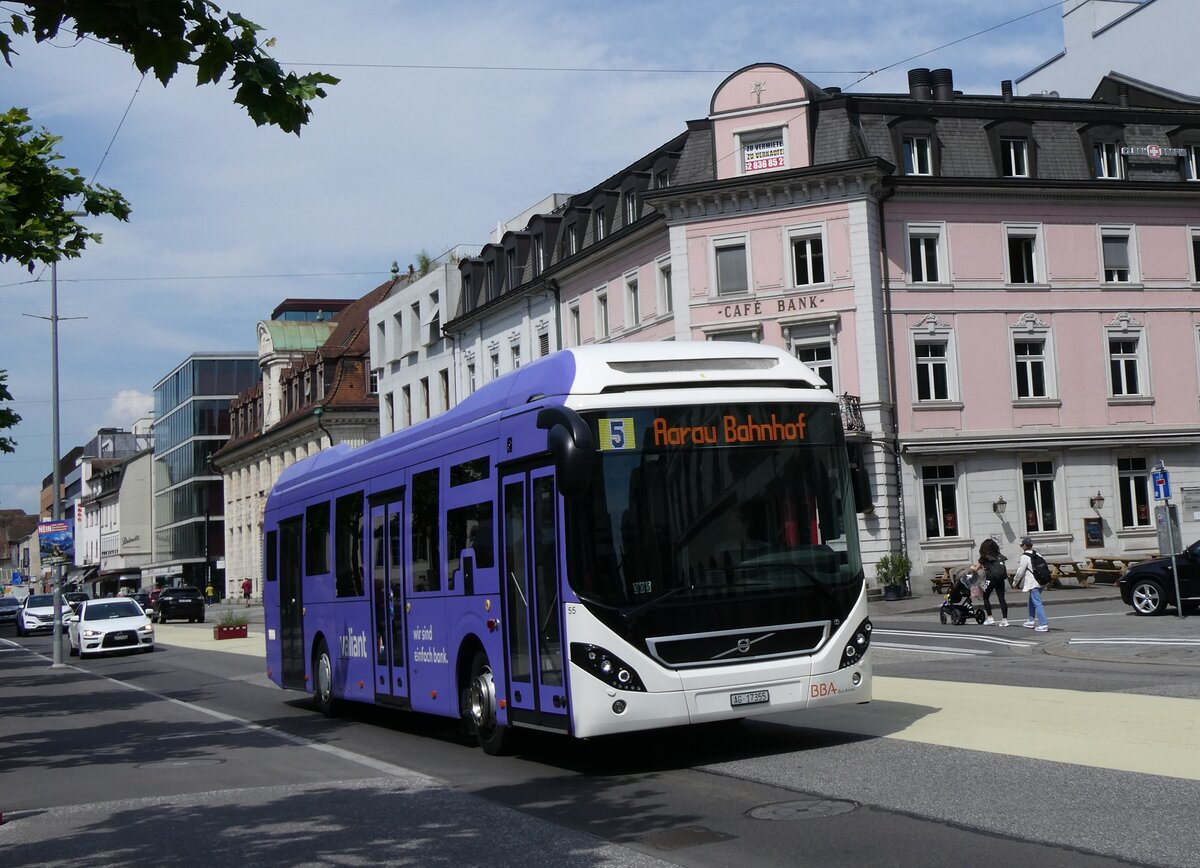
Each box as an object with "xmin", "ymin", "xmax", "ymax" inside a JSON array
[
  {"xmin": 412, "ymin": 468, "xmax": 441, "ymax": 592},
  {"xmin": 446, "ymin": 501, "xmax": 496, "ymax": 593},
  {"xmin": 335, "ymin": 492, "xmax": 365, "ymax": 597}
]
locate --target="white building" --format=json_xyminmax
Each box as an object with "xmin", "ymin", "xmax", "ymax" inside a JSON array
[{"xmin": 1018, "ymin": 1, "xmax": 1200, "ymax": 98}]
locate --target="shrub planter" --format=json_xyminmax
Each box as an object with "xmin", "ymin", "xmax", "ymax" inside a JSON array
[
  {"xmin": 882, "ymin": 584, "xmax": 903, "ymax": 601},
  {"xmin": 214, "ymin": 624, "xmax": 248, "ymax": 640}
]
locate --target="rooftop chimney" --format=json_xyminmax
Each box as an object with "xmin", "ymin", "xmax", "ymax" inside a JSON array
[
  {"xmin": 908, "ymin": 68, "xmax": 932, "ymax": 101},
  {"xmin": 931, "ymin": 68, "xmax": 954, "ymax": 102},
  {"xmin": 1001, "ymin": 80, "xmax": 1013, "ymax": 103}
]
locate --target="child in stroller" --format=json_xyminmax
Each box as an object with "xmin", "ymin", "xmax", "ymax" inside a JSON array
[{"xmin": 939, "ymin": 567, "xmax": 987, "ymax": 625}]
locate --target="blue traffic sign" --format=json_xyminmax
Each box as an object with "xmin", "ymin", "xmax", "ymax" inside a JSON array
[{"xmin": 1152, "ymin": 469, "xmax": 1171, "ymax": 501}]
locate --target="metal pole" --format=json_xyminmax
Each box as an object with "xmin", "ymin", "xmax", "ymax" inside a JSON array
[
  {"xmin": 50, "ymin": 261, "xmax": 66, "ymax": 668},
  {"xmin": 1165, "ymin": 498, "xmax": 1183, "ymax": 619}
]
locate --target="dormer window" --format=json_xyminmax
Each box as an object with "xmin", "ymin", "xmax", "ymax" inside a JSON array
[
  {"xmin": 485, "ymin": 260, "xmax": 497, "ymax": 301},
  {"xmin": 1185, "ymin": 145, "xmax": 1200, "ymax": 181},
  {"xmin": 654, "ymin": 169, "xmax": 670, "ymax": 189},
  {"xmin": 1094, "ymin": 141, "xmax": 1122, "ymax": 179},
  {"xmin": 890, "ymin": 119, "xmax": 940, "ymax": 177},
  {"xmin": 739, "ymin": 127, "xmax": 786, "ymax": 174},
  {"xmin": 506, "ymin": 248, "xmax": 520, "ymax": 289},
  {"xmin": 593, "ymin": 208, "xmax": 606, "ymax": 242},
  {"xmin": 1001, "ymin": 138, "xmax": 1029, "ymax": 177},
  {"xmin": 624, "ymin": 191, "xmax": 639, "ymax": 225},
  {"xmin": 532, "ymin": 235, "xmax": 544, "ymax": 275},
  {"xmin": 902, "ymin": 136, "xmax": 932, "ymax": 175}
]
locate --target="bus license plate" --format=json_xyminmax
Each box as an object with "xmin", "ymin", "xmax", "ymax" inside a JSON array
[{"xmin": 730, "ymin": 689, "xmax": 769, "ymax": 707}]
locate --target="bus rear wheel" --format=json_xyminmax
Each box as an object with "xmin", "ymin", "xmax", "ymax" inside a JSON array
[
  {"xmin": 467, "ymin": 651, "xmax": 513, "ymax": 756},
  {"xmin": 314, "ymin": 639, "xmax": 339, "ymax": 717}
]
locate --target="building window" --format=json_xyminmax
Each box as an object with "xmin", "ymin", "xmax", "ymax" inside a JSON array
[
  {"xmin": 740, "ymin": 127, "xmax": 786, "ymax": 174},
  {"xmin": 408, "ymin": 303, "xmax": 420, "ymax": 350},
  {"xmin": 625, "ymin": 273, "xmax": 640, "ymax": 327},
  {"xmin": 539, "ymin": 332, "xmax": 551, "ymax": 357},
  {"xmin": 654, "ymin": 169, "xmax": 670, "ymax": 189},
  {"xmin": 593, "ymin": 208, "xmax": 606, "ymax": 242},
  {"xmin": 567, "ymin": 224, "xmax": 578, "ymax": 256},
  {"xmin": 401, "ymin": 385, "xmax": 411, "ymax": 426},
  {"xmin": 1192, "ymin": 229, "xmax": 1200, "ymax": 282},
  {"xmin": 914, "ymin": 340, "xmax": 950, "ymax": 401},
  {"xmin": 1094, "ymin": 141, "xmax": 1122, "ymax": 179},
  {"xmin": 490, "ymin": 352, "xmax": 500, "ymax": 381},
  {"xmin": 1022, "ymin": 460, "xmax": 1057, "ymax": 533},
  {"xmin": 1108, "ymin": 336, "xmax": 1143, "ymax": 396},
  {"xmin": 1101, "ymin": 232, "xmax": 1132, "ymax": 283},
  {"xmin": 793, "ymin": 340, "xmax": 834, "ymax": 391},
  {"xmin": 1001, "ymin": 137, "xmax": 1029, "ymax": 178},
  {"xmin": 714, "ymin": 239, "xmax": 749, "ymax": 295},
  {"xmin": 439, "ymin": 369, "xmax": 449, "ymax": 412},
  {"xmin": 624, "ymin": 191, "xmax": 638, "ymax": 225},
  {"xmin": 921, "ymin": 464, "xmax": 959, "ymax": 538},
  {"xmin": 902, "ymin": 136, "xmax": 933, "ymax": 176},
  {"xmin": 377, "ymin": 320, "xmax": 387, "ymax": 361},
  {"xmin": 368, "ymin": 369, "xmax": 379, "ymax": 395},
  {"xmin": 485, "ymin": 261, "xmax": 498, "ymax": 301},
  {"xmin": 466, "ymin": 363, "xmax": 476, "ymax": 395},
  {"xmin": 657, "ymin": 258, "xmax": 673, "ymax": 314},
  {"xmin": 1014, "ymin": 339, "xmax": 1048, "ymax": 399},
  {"xmin": 506, "ymin": 248, "xmax": 520, "ymax": 289},
  {"xmin": 908, "ymin": 226, "xmax": 942, "ymax": 283},
  {"xmin": 791, "ymin": 231, "xmax": 825, "ymax": 286},
  {"xmin": 1184, "ymin": 145, "xmax": 1200, "ymax": 181},
  {"xmin": 532, "ymin": 235, "xmax": 544, "ymax": 276},
  {"xmin": 511, "ymin": 344, "xmax": 521, "ymax": 370},
  {"xmin": 569, "ymin": 303, "xmax": 581, "ymax": 346},
  {"xmin": 1118, "ymin": 457, "xmax": 1152, "ymax": 528},
  {"xmin": 419, "ymin": 377, "xmax": 430, "ymax": 419},
  {"xmin": 383, "ymin": 391, "xmax": 394, "ymax": 432},
  {"xmin": 1006, "ymin": 227, "xmax": 1038, "ymax": 284},
  {"xmin": 596, "ymin": 290, "xmax": 610, "ymax": 338}
]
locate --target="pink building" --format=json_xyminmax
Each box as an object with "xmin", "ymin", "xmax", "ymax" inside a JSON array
[{"xmin": 446, "ymin": 63, "xmax": 1200, "ymax": 591}]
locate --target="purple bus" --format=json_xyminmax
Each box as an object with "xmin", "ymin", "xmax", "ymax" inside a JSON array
[{"xmin": 263, "ymin": 342, "xmax": 873, "ymax": 754}]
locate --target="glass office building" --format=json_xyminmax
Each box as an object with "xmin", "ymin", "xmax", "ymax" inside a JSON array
[{"xmin": 148, "ymin": 353, "xmax": 258, "ymax": 588}]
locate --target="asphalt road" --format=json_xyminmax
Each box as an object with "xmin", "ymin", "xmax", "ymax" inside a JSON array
[{"xmin": 2, "ymin": 593, "xmax": 1197, "ymax": 867}]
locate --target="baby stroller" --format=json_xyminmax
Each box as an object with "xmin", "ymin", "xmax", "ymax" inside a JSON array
[{"xmin": 939, "ymin": 568, "xmax": 986, "ymax": 625}]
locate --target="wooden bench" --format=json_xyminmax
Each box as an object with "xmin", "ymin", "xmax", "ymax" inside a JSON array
[
  {"xmin": 1083, "ymin": 555, "xmax": 1154, "ymax": 585},
  {"xmin": 931, "ymin": 564, "xmax": 971, "ymax": 595}
]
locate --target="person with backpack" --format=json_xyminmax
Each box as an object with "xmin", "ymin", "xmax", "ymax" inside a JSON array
[
  {"xmin": 1012, "ymin": 536, "xmax": 1050, "ymax": 632},
  {"xmin": 973, "ymin": 538, "xmax": 1009, "ymax": 626}
]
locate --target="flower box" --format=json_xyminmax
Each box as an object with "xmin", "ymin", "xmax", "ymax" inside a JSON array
[{"xmin": 213, "ymin": 624, "xmax": 248, "ymax": 640}]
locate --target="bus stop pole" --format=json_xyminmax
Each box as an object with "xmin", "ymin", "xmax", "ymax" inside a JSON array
[{"xmin": 1164, "ymin": 497, "xmax": 1183, "ymax": 619}]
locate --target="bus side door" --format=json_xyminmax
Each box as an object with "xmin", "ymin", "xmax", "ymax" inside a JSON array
[
  {"xmin": 500, "ymin": 466, "xmax": 568, "ymax": 731},
  {"xmin": 370, "ymin": 497, "xmax": 409, "ymax": 704},
  {"xmin": 278, "ymin": 516, "xmax": 305, "ymax": 689}
]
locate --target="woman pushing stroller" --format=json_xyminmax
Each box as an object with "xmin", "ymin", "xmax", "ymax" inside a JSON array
[{"xmin": 971, "ymin": 538, "xmax": 1009, "ymax": 626}]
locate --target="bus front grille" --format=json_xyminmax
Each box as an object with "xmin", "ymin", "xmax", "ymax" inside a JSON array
[{"xmin": 645, "ymin": 622, "xmax": 828, "ymax": 669}]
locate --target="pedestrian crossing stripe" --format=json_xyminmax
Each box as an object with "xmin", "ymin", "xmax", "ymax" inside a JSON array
[{"xmin": 598, "ymin": 417, "xmax": 636, "ymax": 451}]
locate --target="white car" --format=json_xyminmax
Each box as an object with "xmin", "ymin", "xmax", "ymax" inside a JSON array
[
  {"xmin": 15, "ymin": 593, "xmax": 71, "ymax": 637},
  {"xmin": 68, "ymin": 598, "xmax": 155, "ymax": 658}
]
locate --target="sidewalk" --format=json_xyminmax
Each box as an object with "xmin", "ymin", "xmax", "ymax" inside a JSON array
[
  {"xmin": 154, "ymin": 601, "xmax": 266, "ymax": 658},
  {"xmin": 868, "ymin": 581, "xmax": 1122, "ymax": 617}
]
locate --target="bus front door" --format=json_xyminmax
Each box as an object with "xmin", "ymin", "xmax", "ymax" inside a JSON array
[
  {"xmin": 370, "ymin": 499, "xmax": 409, "ymax": 704},
  {"xmin": 279, "ymin": 516, "xmax": 305, "ymax": 689},
  {"xmin": 501, "ymin": 467, "xmax": 568, "ymax": 732}
]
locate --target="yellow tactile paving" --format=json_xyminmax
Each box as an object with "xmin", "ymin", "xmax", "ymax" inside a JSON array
[{"xmin": 798, "ymin": 676, "xmax": 1200, "ymax": 781}]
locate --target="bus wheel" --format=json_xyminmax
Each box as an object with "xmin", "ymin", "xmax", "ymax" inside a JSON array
[
  {"xmin": 314, "ymin": 639, "xmax": 339, "ymax": 717},
  {"xmin": 467, "ymin": 651, "xmax": 512, "ymax": 756}
]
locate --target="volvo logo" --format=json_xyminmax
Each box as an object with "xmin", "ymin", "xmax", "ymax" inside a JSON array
[
  {"xmin": 736, "ymin": 638, "xmax": 751, "ymax": 654},
  {"xmin": 711, "ymin": 631, "xmax": 776, "ymax": 660}
]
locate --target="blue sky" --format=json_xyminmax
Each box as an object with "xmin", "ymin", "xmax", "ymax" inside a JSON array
[{"xmin": 0, "ymin": 0, "xmax": 1069, "ymax": 512}]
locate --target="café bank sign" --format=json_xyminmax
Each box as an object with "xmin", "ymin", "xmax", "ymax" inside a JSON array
[{"xmin": 719, "ymin": 291, "xmax": 824, "ymax": 320}]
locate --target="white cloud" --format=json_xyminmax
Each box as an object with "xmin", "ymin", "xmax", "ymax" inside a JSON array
[{"xmin": 100, "ymin": 390, "xmax": 154, "ymax": 430}]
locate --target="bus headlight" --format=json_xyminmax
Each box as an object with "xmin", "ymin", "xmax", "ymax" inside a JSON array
[
  {"xmin": 570, "ymin": 643, "xmax": 646, "ymax": 692},
  {"xmin": 838, "ymin": 618, "xmax": 872, "ymax": 669}
]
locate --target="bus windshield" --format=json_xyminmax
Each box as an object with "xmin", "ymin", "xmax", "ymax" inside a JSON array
[{"xmin": 567, "ymin": 402, "xmax": 863, "ymax": 646}]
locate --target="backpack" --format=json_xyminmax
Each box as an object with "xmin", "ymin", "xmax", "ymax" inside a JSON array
[
  {"xmin": 1029, "ymin": 551, "xmax": 1053, "ymax": 588},
  {"xmin": 984, "ymin": 558, "xmax": 1007, "ymax": 586}
]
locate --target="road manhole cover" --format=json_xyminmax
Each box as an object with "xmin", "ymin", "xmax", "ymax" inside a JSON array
[
  {"xmin": 636, "ymin": 826, "xmax": 735, "ymax": 851},
  {"xmin": 747, "ymin": 798, "xmax": 858, "ymax": 820}
]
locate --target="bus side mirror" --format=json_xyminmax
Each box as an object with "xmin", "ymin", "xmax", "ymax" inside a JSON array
[
  {"xmin": 537, "ymin": 406, "xmax": 594, "ymax": 497},
  {"xmin": 848, "ymin": 444, "xmax": 874, "ymax": 515}
]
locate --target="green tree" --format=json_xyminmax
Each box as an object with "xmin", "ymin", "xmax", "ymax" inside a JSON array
[
  {"xmin": 0, "ymin": 1, "xmax": 337, "ymax": 270},
  {"xmin": 0, "ymin": 369, "xmax": 20, "ymax": 453}
]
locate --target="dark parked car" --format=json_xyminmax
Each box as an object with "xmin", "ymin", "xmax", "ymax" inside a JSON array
[
  {"xmin": 0, "ymin": 596, "xmax": 20, "ymax": 625},
  {"xmin": 154, "ymin": 586, "xmax": 206, "ymax": 624},
  {"xmin": 1119, "ymin": 540, "xmax": 1200, "ymax": 615},
  {"xmin": 126, "ymin": 592, "xmax": 151, "ymax": 611},
  {"xmin": 64, "ymin": 591, "xmax": 90, "ymax": 613}
]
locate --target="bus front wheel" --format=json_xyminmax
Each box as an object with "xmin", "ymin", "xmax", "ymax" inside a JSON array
[
  {"xmin": 313, "ymin": 639, "xmax": 339, "ymax": 717},
  {"xmin": 467, "ymin": 651, "xmax": 512, "ymax": 756}
]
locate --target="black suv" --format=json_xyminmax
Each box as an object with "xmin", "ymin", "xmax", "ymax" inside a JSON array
[
  {"xmin": 154, "ymin": 587, "xmax": 206, "ymax": 624},
  {"xmin": 1120, "ymin": 539, "xmax": 1200, "ymax": 616}
]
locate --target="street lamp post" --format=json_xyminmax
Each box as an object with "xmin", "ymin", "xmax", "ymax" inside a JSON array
[{"xmin": 49, "ymin": 260, "xmax": 66, "ymax": 668}]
